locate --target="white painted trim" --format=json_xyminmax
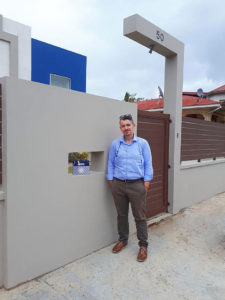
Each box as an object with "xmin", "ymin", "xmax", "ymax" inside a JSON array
[
  {"xmin": 143, "ymin": 104, "xmax": 220, "ymax": 112},
  {"xmin": 182, "ymin": 104, "xmax": 220, "ymax": 110},
  {"xmin": 145, "ymin": 108, "xmax": 163, "ymax": 112},
  {"xmin": 181, "ymin": 158, "xmax": 225, "ymax": 169}
]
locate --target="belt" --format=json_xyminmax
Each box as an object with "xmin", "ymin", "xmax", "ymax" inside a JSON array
[{"xmin": 114, "ymin": 177, "xmax": 143, "ymax": 183}]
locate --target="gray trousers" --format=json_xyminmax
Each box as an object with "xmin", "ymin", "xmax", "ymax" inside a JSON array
[{"xmin": 111, "ymin": 178, "xmax": 148, "ymax": 247}]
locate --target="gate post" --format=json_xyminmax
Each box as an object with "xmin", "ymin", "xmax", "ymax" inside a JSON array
[
  {"xmin": 124, "ymin": 14, "xmax": 184, "ymax": 213},
  {"xmin": 164, "ymin": 53, "xmax": 184, "ymax": 213}
]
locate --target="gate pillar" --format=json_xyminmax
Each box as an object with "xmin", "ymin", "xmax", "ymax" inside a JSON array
[{"xmin": 124, "ymin": 14, "xmax": 184, "ymax": 213}]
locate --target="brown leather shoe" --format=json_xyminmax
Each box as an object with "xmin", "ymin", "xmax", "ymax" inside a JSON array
[
  {"xmin": 112, "ymin": 241, "xmax": 127, "ymax": 253},
  {"xmin": 137, "ymin": 246, "xmax": 148, "ymax": 262}
]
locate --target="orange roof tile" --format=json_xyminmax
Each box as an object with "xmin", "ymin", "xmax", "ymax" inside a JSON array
[
  {"xmin": 208, "ymin": 85, "xmax": 225, "ymax": 94},
  {"xmin": 137, "ymin": 95, "xmax": 219, "ymax": 110}
]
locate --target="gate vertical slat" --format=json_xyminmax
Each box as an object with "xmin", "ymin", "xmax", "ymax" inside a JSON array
[{"xmin": 137, "ymin": 110, "xmax": 170, "ymax": 218}]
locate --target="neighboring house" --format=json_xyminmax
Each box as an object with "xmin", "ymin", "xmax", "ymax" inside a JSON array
[
  {"xmin": 207, "ymin": 84, "xmax": 225, "ymax": 101},
  {"xmin": 137, "ymin": 85, "xmax": 225, "ymax": 123},
  {"xmin": 31, "ymin": 39, "xmax": 86, "ymax": 92},
  {"xmin": 0, "ymin": 15, "xmax": 86, "ymax": 92},
  {"xmin": 206, "ymin": 85, "xmax": 225, "ymax": 122}
]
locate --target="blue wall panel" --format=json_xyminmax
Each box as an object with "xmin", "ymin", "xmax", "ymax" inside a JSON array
[{"xmin": 31, "ymin": 39, "xmax": 86, "ymax": 92}]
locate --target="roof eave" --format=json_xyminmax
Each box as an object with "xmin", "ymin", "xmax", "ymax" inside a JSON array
[
  {"xmin": 141, "ymin": 104, "xmax": 220, "ymax": 111},
  {"xmin": 183, "ymin": 104, "xmax": 221, "ymax": 109}
]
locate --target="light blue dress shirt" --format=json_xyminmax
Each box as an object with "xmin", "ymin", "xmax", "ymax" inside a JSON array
[{"xmin": 106, "ymin": 135, "xmax": 153, "ymax": 181}]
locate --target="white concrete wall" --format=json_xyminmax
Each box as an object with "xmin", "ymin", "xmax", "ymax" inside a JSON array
[
  {"xmin": 209, "ymin": 94, "xmax": 225, "ymax": 102},
  {"xmin": 0, "ymin": 77, "xmax": 136, "ymax": 288},
  {"xmin": 1, "ymin": 16, "xmax": 31, "ymax": 80},
  {"xmin": 176, "ymin": 161, "xmax": 225, "ymax": 212}
]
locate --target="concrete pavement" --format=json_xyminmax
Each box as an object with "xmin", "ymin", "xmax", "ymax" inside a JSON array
[{"xmin": 0, "ymin": 192, "xmax": 225, "ymax": 299}]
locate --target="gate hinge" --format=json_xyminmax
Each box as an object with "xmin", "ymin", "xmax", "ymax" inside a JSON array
[
  {"xmin": 168, "ymin": 202, "xmax": 170, "ymax": 206},
  {"xmin": 168, "ymin": 164, "xmax": 171, "ymax": 168},
  {"xmin": 169, "ymin": 119, "xmax": 172, "ymax": 123}
]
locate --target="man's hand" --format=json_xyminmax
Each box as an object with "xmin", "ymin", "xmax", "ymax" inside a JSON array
[
  {"xmin": 144, "ymin": 181, "xmax": 150, "ymax": 193},
  {"xmin": 108, "ymin": 180, "xmax": 113, "ymax": 185}
]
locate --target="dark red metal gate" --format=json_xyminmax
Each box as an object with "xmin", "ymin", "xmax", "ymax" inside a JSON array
[{"xmin": 137, "ymin": 110, "xmax": 170, "ymax": 218}]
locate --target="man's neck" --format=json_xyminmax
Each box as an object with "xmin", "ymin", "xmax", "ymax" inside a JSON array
[{"xmin": 124, "ymin": 134, "xmax": 134, "ymax": 144}]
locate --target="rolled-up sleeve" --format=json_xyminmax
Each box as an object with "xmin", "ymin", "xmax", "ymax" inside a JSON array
[{"xmin": 142, "ymin": 140, "xmax": 153, "ymax": 181}]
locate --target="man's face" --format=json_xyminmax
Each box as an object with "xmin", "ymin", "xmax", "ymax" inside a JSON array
[{"xmin": 120, "ymin": 119, "xmax": 135, "ymax": 137}]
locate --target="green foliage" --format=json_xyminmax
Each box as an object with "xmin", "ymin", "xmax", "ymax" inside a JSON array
[
  {"xmin": 124, "ymin": 92, "xmax": 135, "ymax": 102},
  {"xmin": 123, "ymin": 92, "xmax": 144, "ymax": 102},
  {"xmin": 68, "ymin": 152, "xmax": 89, "ymax": 162}
]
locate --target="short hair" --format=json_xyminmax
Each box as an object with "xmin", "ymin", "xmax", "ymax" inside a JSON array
[{"xmin": 119, "ymin": 114, "xmax": 134, "ymax": 124}]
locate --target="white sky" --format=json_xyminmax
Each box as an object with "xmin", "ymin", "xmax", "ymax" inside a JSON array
[{"xmin": 0, "ymin": 0, "xmax": 225, "ymax": 100}]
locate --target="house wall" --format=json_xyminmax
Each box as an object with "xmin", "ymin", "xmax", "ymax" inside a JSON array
[
  {"xmin": 1, "ymin": 16, "xmax": 31, "ymax": 80},
  {"xmin": 209, "ymin": 94, "xmax": 225, "ymax": 101},
  {"xmin": 212, "ymin": 113, "xmax": 225, "ymax": 123},
  {"xmin": 175, "ymin": 161, "xmax": 225, "ymax": 212},
  {"xmin": 0, "ymin": 15, "xmax": 86, "ymax": 92},
  {"xmin": 31, "ymin": 39, "xmax": 87, "ymax": 92},
  {"xmin": 0, "ymin": 77, "xmax": 136, "ymax": 288},
  {"xmin": 182, "ymin": 108, "xmax": 212, "ymax": 120}
]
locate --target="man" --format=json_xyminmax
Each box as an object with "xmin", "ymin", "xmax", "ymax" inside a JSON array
[{"xmin": 107, "ymin": 114, "xmax": 153, "ymax": 262}]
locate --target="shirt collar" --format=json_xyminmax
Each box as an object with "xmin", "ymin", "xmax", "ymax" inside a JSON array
[{"xmin": 120, "ymin": 135, "xmax": 137, "ymax": 144}]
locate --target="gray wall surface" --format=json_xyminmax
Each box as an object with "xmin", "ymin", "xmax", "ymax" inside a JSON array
[
  {"xmin": 1, "ymin": 76, "xmax": 224, "ymax": 288},
  {"xmin": 0, "ymin": 77, "xmax": 136, "ymax": 288},
  {"xmin": 0, "ymin": 201, "xmax": 3, "ymax": 287},
  {"xmin": 177, "ymin": 162, "xmax": 225, "ymax": 212}
]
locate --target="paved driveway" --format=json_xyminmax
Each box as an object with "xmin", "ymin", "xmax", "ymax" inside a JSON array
[{"xmin": 1, "ymin": 193, "xmax": 225, "ymax": 300}]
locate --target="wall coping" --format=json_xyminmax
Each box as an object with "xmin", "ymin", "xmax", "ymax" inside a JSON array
[{"xmin": 180, "ymin": 158, "xmax": 225, "ymax": 170}]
